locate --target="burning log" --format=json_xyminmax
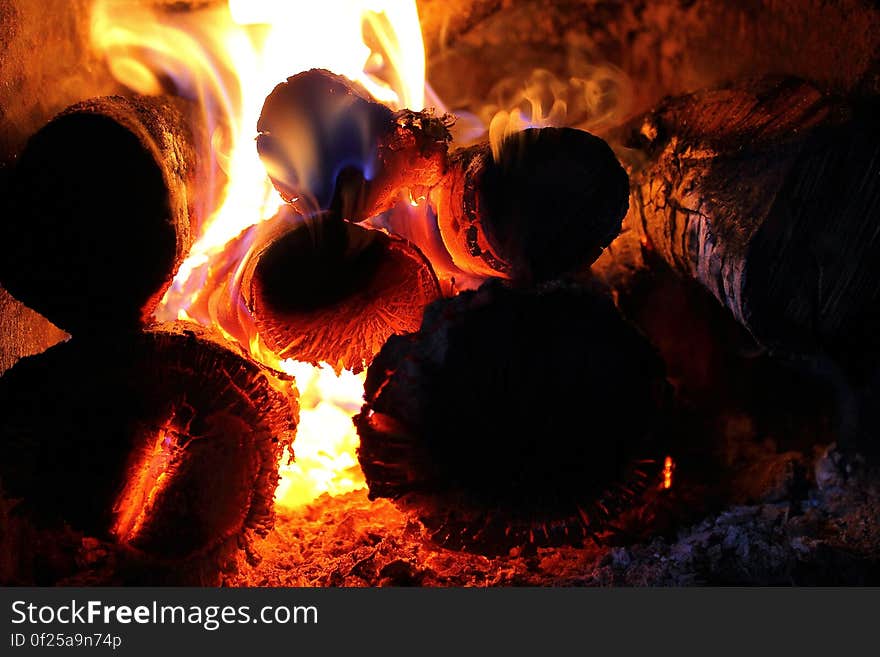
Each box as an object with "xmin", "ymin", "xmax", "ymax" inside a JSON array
[
  {"xmin": 257, "ymin": 68, "xmax": 451, "ymax": 220},
  {"xmin": 432, "ymin": 127, "xmax": 630, "ymax": 283},
  {"xmin": 242, "ymin": 210, "xmax": 441, "ymax": 373},
  {"xmin": 625, "ymin": 77, "xmax": 880, "ymax": 353},
  {"xmin": 0, "ymin": 95, "xmax": 215, "ymax": 335},
  {"xmin": 355, "ymin": 279, "xmax": 671, "ymax": 553},
  {"xmin": 257, "ymin": 69, "xmax": 628, "ymax": 285},
  {"xmin": 0, "ymin": 322, "xmax": 297, "ymax": 571}
]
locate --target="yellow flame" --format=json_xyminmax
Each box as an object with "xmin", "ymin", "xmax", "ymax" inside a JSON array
[
  {"xmin": 91, "ymin": 0, "xmax": 427, "ymax": 507},
  {"xmin": 273, "ymin": 361, "xmax": 366, "ymax": 507},
  {"xmin": 662, "ymin": 456, "xmax": 675, "ymax": 490}
]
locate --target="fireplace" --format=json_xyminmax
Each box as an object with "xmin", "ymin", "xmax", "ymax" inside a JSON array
[{"xmin": 1, "ymin": 0, "xmax": 878, "ymax": 586}]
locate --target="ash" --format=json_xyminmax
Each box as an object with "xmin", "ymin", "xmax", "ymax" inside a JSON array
[{"xmin": 230, "ymin": 445, "xmax": 880, "ymax": 587}]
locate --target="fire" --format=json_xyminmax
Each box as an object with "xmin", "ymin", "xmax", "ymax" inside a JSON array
[
  {"xmin": 273, "ymin": 362, "xmax": 366, "ymax": 508},
  {"xmin": 662, "ymin": 456, "xmax": 675, "ymax": 490},
  {"xmin": 91, "ymin": 1, "xmax": 428, "ymax": 507},
  {"xmin": 112, "ymin": 422, "xmax": 180, "ymax": 544}
]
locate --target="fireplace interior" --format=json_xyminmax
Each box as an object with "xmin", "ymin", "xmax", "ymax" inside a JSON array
[{"xmin": 1, "ymin": 0, "xmax": 879, "ymax": 586}]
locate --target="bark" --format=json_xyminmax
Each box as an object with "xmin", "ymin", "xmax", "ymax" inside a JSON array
[{"xmin": 620, "ymin": 77, "xmax": 880, "ymax": 353}]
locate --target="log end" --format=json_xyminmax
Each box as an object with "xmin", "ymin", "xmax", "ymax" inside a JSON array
[
  {"xmin": 256, "ymin": 68, "xmax": 394, "ymax": 213},
  {"xmin": 0, "ymin": 97, "xmax": 200, "ymax": 335},
  {"xmin": 356, "ymin": 280, "xmax": 672, "ymax": 553},
  {"xmin": 436, "ymin": 128, "xmax": 630, "ymax": 283},
  {"xmin": 257, "ymin": 69, "xmax": 452, "ymax": 222},
  {"xmin": 247, "ymin": 218, "xmax": 441, "ymax": 373},
  {"xmin": 0, "ymin": 323, "xmax": 298, "ymax": 565}
]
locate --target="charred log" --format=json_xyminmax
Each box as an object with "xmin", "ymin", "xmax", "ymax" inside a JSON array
[
  {"xmin": 0, "ymin": 95, "xmax": 216, "ymax": 335},
  {"xmin": 257, "ymin": 68, "xmax": 451, "ymax": 220},
  {"xmin": 0, "ymin": 323, "xmax": 297, "ymax": 571},
  {"xmin": 243, "ymin": 212, "xmax": 441, "ymax": 373},
  {"xmin": 625, "ymin": 77, "xmax": 880, "ymax": 354},
  {"xmin": 355, "ymin": 280, "xmax": 672, "ymax": 553},
  {"xmin": 432, "ymin": 127, "xmax": 630, "ymax": 283}
]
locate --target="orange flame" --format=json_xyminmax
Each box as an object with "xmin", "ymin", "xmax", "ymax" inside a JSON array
[
  {"xmin": 662, "ymin": 456, "xmax": 675, "ymax": 490},
  {"xmin": 91, "ymin": 0, "xmax": 429, "ymax": 508}
]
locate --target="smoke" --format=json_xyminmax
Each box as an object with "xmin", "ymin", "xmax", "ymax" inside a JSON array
[{"xmin": 484, "ymin": 62, "xmax": 633, "ymax": 161}]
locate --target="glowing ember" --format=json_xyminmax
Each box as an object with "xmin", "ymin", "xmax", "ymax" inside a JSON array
[
  {"xmin": 91, "ymin": 0, "xmax": 429, "ymax": 507},
  {"xmin": 112, "ymin": 423, "xmax": 180, "ymax": 544},
  {"xmin": 662, "ymin": 456, "xmax": 675, "ymax": 490}
]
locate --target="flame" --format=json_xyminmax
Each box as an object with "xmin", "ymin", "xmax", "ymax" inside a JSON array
[
  {"xmin": 273, "ymin": 361, "xmax": 366, "ymax": 507},
  {"xmin": 91, "ymin": 0, "xmax": 428, "ymax": 507},
  {"xmin": 662, "ymin": 456, "xmax": 675, "ymax": 490}
]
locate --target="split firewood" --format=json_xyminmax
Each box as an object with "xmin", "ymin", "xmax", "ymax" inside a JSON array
[
  {"xmin": 257, "ymin": 68, "xmax": 452, "ymax": 220},
  {"xmin": 355, "ymin": 279, "xmax": 672, "ymax": 553},
  {"xmin": 257, "ymin": 69, "xmax": 629, "ymax": 284},
  {"xmin": 241, "ymin": 208, "xmax": 441, "ymax": 373},
  {"xmin": 621, "ymin": 77, "xmax": 880, "ymax": 353},
  {"xmin": 431, "ymin": 127, "xmax": 630, "ymax": 283},
  {"xmin": 0, "ymin": 95, "xmax": 217, "ymax": 335},
  {"xmin": 0, "ymin": 286, "xmax": 67, "ymax": 376},
  {"xmin": 0, "ymin": 322, "xmax": 298, "ymax": 567}
]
